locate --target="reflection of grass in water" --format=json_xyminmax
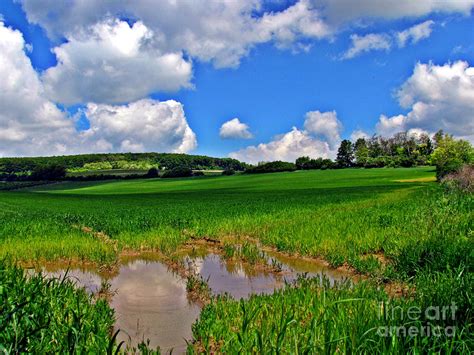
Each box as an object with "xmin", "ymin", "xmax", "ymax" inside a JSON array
[{"xmin": 222, "ymin": 241, "xmax": 267, "ymax": 265}]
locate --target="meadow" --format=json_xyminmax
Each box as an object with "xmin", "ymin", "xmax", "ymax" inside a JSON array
[
  {"xmin": 0, "ymin": 167, "xmax": 438, "ymax": 267},
  {"xmin": 0, "ymin": 167, "xmax": 472, "ymax": 353}
]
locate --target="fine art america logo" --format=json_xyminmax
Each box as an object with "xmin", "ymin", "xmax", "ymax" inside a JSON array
[{"xmin": 377, "ymin": 302, "xmax": 458, "ymax": 338}]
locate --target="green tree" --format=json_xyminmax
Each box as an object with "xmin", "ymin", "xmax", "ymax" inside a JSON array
[
  {"xmin": 30, "ymin": 164, "xmax": 66, "ymax": 181},
  {"xmin": 431, "ymin": 133, "xmax": 473, "ymax": 179},
  {"xmin": 353, "ymin": 138, "xmax": 369, "ymax": 167},
  {"xmin": 336, "ymin": 140, "xmax": 354, "ymax": 168},
  {"xmin": 295, "ymin": 156, "xmax": 311, "ymax": 170}
]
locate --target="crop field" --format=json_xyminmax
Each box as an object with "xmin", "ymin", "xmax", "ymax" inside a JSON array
[
  {"xmin": 0, "ymin": 167, "xmax": 472, "ymax": 353},
  {"xmin": 0, "ymin": 167, "xmax": 438, "ymax": 265}
]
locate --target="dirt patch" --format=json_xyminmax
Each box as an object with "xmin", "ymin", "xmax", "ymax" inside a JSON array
[{"xmin": 76, "ymin": 225, "xmax": 119, "ymax": 252}]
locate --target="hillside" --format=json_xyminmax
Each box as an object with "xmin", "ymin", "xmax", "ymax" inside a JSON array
[{"xmin": 0, "ymin": 152, "xmax": 248, "ymax": 173}]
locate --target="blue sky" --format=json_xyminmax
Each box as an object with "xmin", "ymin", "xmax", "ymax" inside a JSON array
[{"xmin": 0, "ymin": 1, "xmax": 473, "ymax": 161}]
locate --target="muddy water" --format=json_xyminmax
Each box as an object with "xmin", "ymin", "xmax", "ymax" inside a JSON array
[
  {"xmin": 40, "ymin": 252, "xmax": 352, "ymax": 353},
  {"xmin": 110, "ymin": 260, "xmax": 200, "ymax": 352},
  {"xmin": 44, "ymin": 260, "xmax": 200, "ymax": 353}
]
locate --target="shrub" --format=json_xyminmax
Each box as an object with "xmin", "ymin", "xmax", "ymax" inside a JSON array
[
  {"xmin": 161, "ymin": 166, "xmax": 193, "ymax": 178},
  {"xmin": 295, "ymin": 157, "xmax": 335, "ymax": 170},
  {"xmin": 193, "ymin": 171, "xmax": 205, "ymax": 177},
  {"xmin": 30, "ymin": 164, "xmax": 66, "ymax": 181},
  {"xmin": 431, "ymin": 133, "xmax": 473, "ymax": 179},
  {"xmin": 295, "ymin": 156, "xmax": 311, "ymax": 169},
  {"xmin": 245, "ymin": 161, "xmax": 296, "ymax": 174},
  {"xmin": 441, "ymin": 164, "xmax": 474, "ymax": 193},
  {"xmin": 146, "ymin": 167, "xmax": 159, "ymax": 178}
]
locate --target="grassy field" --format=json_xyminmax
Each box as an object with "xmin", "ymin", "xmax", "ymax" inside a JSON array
[
  {"xmin": 0, "ymin": 167, "xmax": 439, "ymax": 267},
  {"xmin": 0, "ymin": 167, "xmax": 472, "ymax": 352}
]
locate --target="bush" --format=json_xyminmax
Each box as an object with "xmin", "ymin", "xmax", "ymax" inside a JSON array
[
  {"xmin": 222, "ymin": 169, "xmax": 235, "ymax": 176},
  {"xmin": 193, "ymin": 171, "xmax": 205, "ymax": 177},
  {"xmin": 431, "ymin": 133, "xmax": 473, "ymax": 179},
  {"xmin": 30, "ymin": 164, "xmax": 66, "ymax": 181},
  {"xmin": 245, "ymin": 161, "xmax": 296, "ymax": 174},
  {"xmin": 441, "ymin": 165, "xmax": 474, "ymax": 193},
  {"xmin": 161, "ymin": 166, "xmax": 193, "ymax": 178},
  {"xmin": 146, "ymin": 167, "xmax": 159, "ymax": 178},
  {"xmin": 295, "ymin": 157, "xmax": 335, "ymax": 170}
]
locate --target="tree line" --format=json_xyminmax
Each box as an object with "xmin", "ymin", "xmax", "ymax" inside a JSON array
[
  {"xmin": 265, "ymin": 130, "xmax": 472, "ymax": 179},
  {"xmin": 0, "ymin": 131, "xmax": 472, "ymax": 181},
  {"xmin": 0, "ymin": 152, "xmax": 248, "ymax": 175}
]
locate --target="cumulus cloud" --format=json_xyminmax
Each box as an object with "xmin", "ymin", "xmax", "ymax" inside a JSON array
[
  {"xmin": 319, "ymin": 0, "xmax": 474, "ymax": 24},
  {"xmin": 82, "ymin": 99, "xmax": 197, "ymax": 153},
  {"xmin": 342, "ymin": 33, "xmax": 391, "ymax": 59},
  {"xmin": 20, "ymin": 0, "xmax": 331, "ymax": 69},
  {"xmin": 397, "ymin": 20, "xmax": 435, "ymax": 47},
  {"xmin": 376, "ymin": 61, "xmax": 474, "ymax": 142},
  {"xmin": 219, "ymin": 118, "xmax": 253, "ymax": 139},
  {"xmin": 350, "ymin": 130, "xmax": 370, "ymax": 141},
  {"xmin": 375, "ymin": 114, "xmax": 408, "ymax": 137},
  {"xmin": 229, "ymin": 127, "xmax": 332, "ymax": 164},
  {"xmin": 43, "ymin": 19, "xmax": 192, "ymax": 105},
  {"xmin": 18, "ymin": 0, "xmax": 474, "ymax": 69},
  {"xmin": 0, "ymin": 22, "xmax": 76, "ymax": 157},
  {"xmin": 0, "ymin": 22, "xmax": 197, "ymax": 157},
  {"xmin": 303, "ymin": 110, "xmax": 342, "ymax": 149}
]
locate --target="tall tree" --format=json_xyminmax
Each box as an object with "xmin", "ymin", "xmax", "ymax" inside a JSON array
[
  {"xmin": 336, "ymin": 140, "xmax": 354, "ymax": 168},
  {"xmin": 353, "ymin": 138, "xmax": 369, "ymax": 167}
]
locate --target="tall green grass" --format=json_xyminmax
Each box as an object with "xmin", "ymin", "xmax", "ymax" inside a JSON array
[
  {"xmin": 191, "ymin": 275, "xmax": 473, "ymax": 353},
  {"xmin": 0, "ymin": 167, "xmax": 472, "ymax": 353},
  {"xmin": 0, "ymin": 168, "xmax": 441, "ymax": 272},
  {"xmin": 0, "ymin": 260, "xmax": 116, "ymax": 353}
]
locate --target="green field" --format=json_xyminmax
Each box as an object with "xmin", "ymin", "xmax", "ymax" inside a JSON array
[
  {"xmin": 1, "ymin": 167, "xmax": 472, "ymax": 353},
  {"xmin": 0, "ymin": 167, "xmax": 437, "ymax": 265}
]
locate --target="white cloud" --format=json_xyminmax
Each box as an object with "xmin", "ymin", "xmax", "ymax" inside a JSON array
[
  {"xmin": 83, "ymin": 99, "xmax": 197, "ymax": 153},
  {"xmin": 0, "ymin": 22, "xmax": 77, "ymax": 157},
  {"xmin": 43, "ymin": 19, "xmax": 192, "ymax": 105},
  {"xmin": 376, "ymin": 61, "xmax": 474, "ymax": 142},
  {"xmin": 319, "ymin": 0, "xmax": 474, "ymax": 24},
  {"xmin": 350, "ymin": 130, "xmax": 370, "ymax": 141},
  {"xmin": 0, "ymin": 22, "xmax": 197, "ymax": 157},
  {"xmin": 18, "ymin": 0, "xmax": 474, "ymax": 69},
  {"xmin": 342, "ymin": 33, "xmax": 391, "ymax": 59},
  {"xmin": 375, "ymin": 114, "xmax": 408, "ymax": 137},
  {"xmin": 397, "ymin": 20, "xmax": 435, "ymax": 47},
  {"xmin": 303, "ymin": 110, "xmax": 342, "ymax": 149},
  {"xmin": 342, "ymin": 20, "xmax": 434, "ymax": 59},
  {"xmin": 256, "ymin": 0, "xmax": 331, "ymax": 50},
  {"xmin": 20, "ymin": 0, "xmax": 330, "ymax": 70},
  {"xmin": 219, "ymin": 118, "xmax": 253, "ymax": 139},
  {"xmin": 230, "ymin": 127, "xmax": 332, "ymax": 164}
]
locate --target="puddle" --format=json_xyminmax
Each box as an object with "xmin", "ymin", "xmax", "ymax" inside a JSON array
[
  {"xmin": 189, "ymin": 253, "xmax": 348, "ymax": 300},
  {"xmin": 36, "ymin": 250, "xmax": 352, "ymax": 353},
  {"xmin": 40, "ymin": 260, "xmax": 200, "ymax": 353},
  {"xmin": 110, "ymin": 260, "xmax": 200, "ymax": 352}
]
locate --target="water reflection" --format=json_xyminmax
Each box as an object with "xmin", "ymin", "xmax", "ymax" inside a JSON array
[{"xmin": 39, "ymin": 251, "xmax": 352, "ymax": 353}]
